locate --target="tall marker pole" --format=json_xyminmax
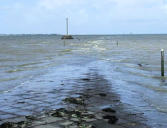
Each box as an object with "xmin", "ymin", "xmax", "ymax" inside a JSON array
[{"xmin": 66, "ymin": 18, "xmax": 68, "ymax": 35}]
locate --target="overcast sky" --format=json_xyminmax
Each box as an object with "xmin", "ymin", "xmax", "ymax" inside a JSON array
[{"xmin": 1, "ymin": 0, "xmax": 167, "ymax": 34}]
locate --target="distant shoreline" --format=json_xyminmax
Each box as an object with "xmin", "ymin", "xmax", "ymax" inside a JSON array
[{"xmin": 0, "ymin": 33, "xmax": 167, "ymax": 36}]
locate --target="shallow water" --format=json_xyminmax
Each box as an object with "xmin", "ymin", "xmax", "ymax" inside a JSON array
[{"xmin": 0, "ymin": 34, "xmax": 167, "ymax": 127}]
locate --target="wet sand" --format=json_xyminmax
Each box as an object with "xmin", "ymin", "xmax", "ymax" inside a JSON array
[{"xmin": 0, "ymin": 70, "xmax": 149, "ymax": 128}]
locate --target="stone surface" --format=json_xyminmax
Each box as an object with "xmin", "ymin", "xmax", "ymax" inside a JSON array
[
  {"xmin": 0, "ymin": 70, "xmax": 149, "ymax": 128},
  {"xmin": 83, "ymin": 118, "xmax": 96, "ymax": 122},
  {"xmin": 102, "ymin": 108, "xmax": 116, "ymax": 113},
  {"xmin": 60, "ymin": 121, "xmax": 73, "ymax": 126},
  {"xmin": 69, "ymin": 125, "xmax": 78, "ymax": 128},
  {"xmin": 103, "ymin": 115, "xmax": 118, "ymax": 124},
  {"xmin": 64, "ymin": 97, "xmax": 85, "ymax": 105},
  {"xmin": 44, "ymin": 117, "xmax": 63, "ymax": 123},
  {"xmin": 34, "ymin": 125, "xmax": 61, "ymax": 128},
  {"xmin": 70, "ymin": 118, "xmax": 80, "ymax": 122}
]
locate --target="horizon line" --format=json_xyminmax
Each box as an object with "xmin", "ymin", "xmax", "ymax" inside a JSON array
[{"xmin": 1, "ymin": 33, "xmax": 167, "ymax": 36}]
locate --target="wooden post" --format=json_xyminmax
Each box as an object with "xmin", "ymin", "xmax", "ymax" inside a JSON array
[{"xmin": 161, "ymin": 49, "xmax": 165, "ymax": 76}]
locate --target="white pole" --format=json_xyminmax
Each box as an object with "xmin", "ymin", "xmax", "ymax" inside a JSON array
[{"xmin": 66, "ymin": 18, "xmax": 68, "ymax": 35}]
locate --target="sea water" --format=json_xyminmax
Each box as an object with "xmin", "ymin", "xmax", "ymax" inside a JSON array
[{"xmin": 0, "ymin": 34, "xmax": 167, "ymax": 127}]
